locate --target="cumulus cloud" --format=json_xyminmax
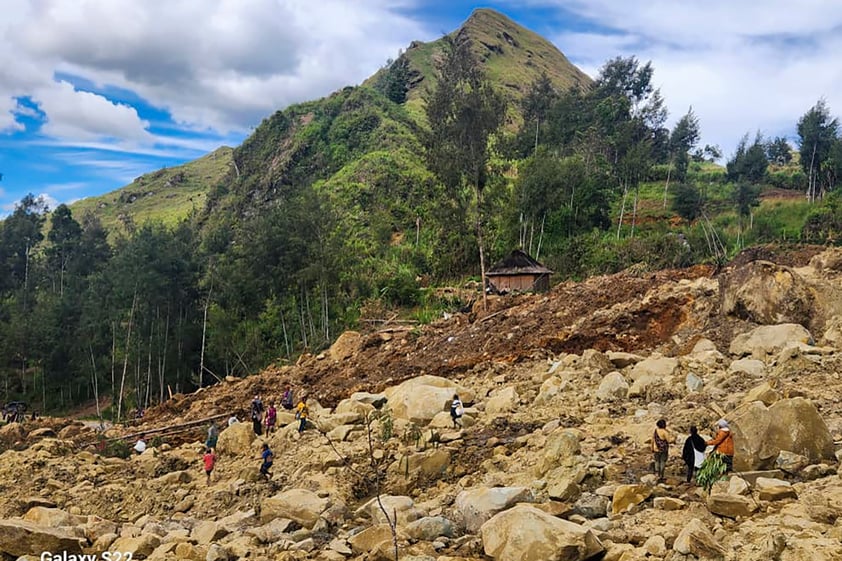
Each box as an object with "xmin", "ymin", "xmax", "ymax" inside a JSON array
[
  {"xmin": 5, "ymin": 0, "xmax": 427, "ymax": 136},
  {"xmin": 527, "ymin": 0, "xmax": 842, "ymax": 155}
]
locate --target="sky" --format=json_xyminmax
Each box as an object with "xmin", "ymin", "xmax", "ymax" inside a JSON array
[{"xmin": 2, "ymin": 0, "xmax": 842, "ymax": 213}]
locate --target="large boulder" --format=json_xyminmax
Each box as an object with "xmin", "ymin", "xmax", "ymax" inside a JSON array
[
  {"xmin": 455, "ymin": 487, "xmax": 534, "ymax": 533},
  {"xmin": 731, "ymin": 397, "xmax": 835, "ymax": 471},
  {"xmin": 357, "ymin": 495, "xmax": 424, "ymax": 526},
  {"xmin": 21, "ymin": 507, "xmax": 84, "ymax": 528},
  {"xmin": 629, "ymin": 355, "xmax": 678, "ymax": 381},
  {"xmin": 109, "ymin": 534, "xmax": 163, "ymax": 559},
  {"xmin": 611, "ymin": 484, "xmax": 652, "ymax": 515},
  {"xmin": 261, "ymin": 489, "xmax": 329, "ymax": 528},
  {"xmin": 0, "ymin": 519, "xmax": 85, "ymax": 557},
  {"xmin": 216, "ymin": 421, "xmax": 256, "ymax": 456},
  {"xmin": 595, "ymin": 372, "xmax": 629, "ymax": 402},
  {"xmin": 706, "ymin": 493, "xmax": 756, "ymax": 518},
  {"xmin": 540, "ymin": 428, "xmax": 581, "ymax": 474},
  {"xmin": 720, "ymin": 260, "xmax": 815, "ymax": 326},
  {"xmin": 729, "ymin": 323, "xmax": 813, "ymax": 359},
  {"xmin": 485, "ymin": 386, "xmax": 519, "ymax": 416},
  {"xmin": 673, "ymin": 518, "xmax": 725, "ymax": 559},
  {"xmin": 480, "ymin": 505, "xmax": 604, "ymax": 561},
  {"xmin": 328, "ymin": 330, "xmax": 362, "ymax": 361},
  {"xmin": 383, "ymin": 376, "xmax": 467, "ymax": 424}
]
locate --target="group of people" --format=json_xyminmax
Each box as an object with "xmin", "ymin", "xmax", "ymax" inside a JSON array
[
  {"xmin": 652, "ymin": 418, "xmax": 735, "ymax": 483},
  {"xmin": 248, "ymin": 387, "xmax": 305, "ymax": 436}
]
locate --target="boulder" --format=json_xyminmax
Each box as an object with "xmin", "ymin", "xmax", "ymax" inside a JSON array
[
  {"xmin": 685, "ymin": 372, "xmax": 704, "ymax": 392},
  {"xmin": 611, "ymin": 485, "xmax": 651, "ymax": 514},
  {"xmin": 191, "ymin": 521, "xmax": 229, "ymax": 545},
  {"xmin": 775, "ymin": 450, "xmax": 810, "ymax": 473},
  {"xmin": 350, "ymin": 391, "xmax": 388, "ymax": 408},
  {"xmin": 0, "ymin": 519, "xmax": 85, "ymax": 557},
  {"xmin": 389, "ymin": 449, "xmax": 450, "ymax": 482},
  {"xmin": 245, "ymin": 518, "xmax": 294, "ymax": 544},
  {"xmin": 533, "ymin": 375, "xmax": 565, "ymax": 405},
  {"xmin": 348, "ymin": 524, "xmax": 397, "ymax": 555},
  {"xmin": 729, "ymin": 358, "xmax": 767, "ymax": 378},
  {"xmin": 383, "ymin": 375, "xmax": 467, "ymax": 424},
  {"xmin": 485, "ymin": 386, "xmax": 519, "ymax": 416},
  {"xmin": 22, "ymin": 507, "xmax": 84, "ymax": 528},
  {"xmin": 595, "ymin": 372, "xmax": 629, "ymax": 402},
  {"xmin": 742, "ymin": 381, "xmax": 780, "ymax": 406},
  {"xmin": 261, "ymin": 489, "xmax": 329, "ymax": 528},
  {"xmin": 729, "ymin": 323, "xmax": 814, "ymax": 359},
  {"xmin": 606, "ymin": 351, "xmax": 643, "ymax": 368},
  {"xmin": 573, "ymin": 493, "xmax": 609, "ymax": 519},
  {"xmin": 335, "ymin": 398, "xmax": 374, "ymax": 418},
  {"xmin": 480, "ymin": 505, "xmax": 604, "ymax": 561},
  {"xmin": 329, "ymin": 330, "xmax": 362, "ymax": 361},
  {"xmin": 731, "ymin": 397, "xmax": 835, "ymax": 471},
  {"xmin": 673, "ymin": 518, "xmax": 725, "ymax": 559},
  {"xmin": 317, "ymin": 412, "xmax": 364, "ymax": 433},
  {"xmin": 357, "ymin": 495, "xmax": 424, "ymax": 526},
  {"xmin": 455, "ymin": 487, "xmax": 534, "ymax": 533},
  {"xmin": 629, "ymin": 355, "xmax": 678, "ymax": 380},
  {"xmin": 706, "ymin": 493, "xmax": 756, "ymax": 518},
  {"xmin": 628, "ymin": 375, "xmax": 660, "ymax": 398},
  {"xmin": 404, "ymin": 516, "xmax": 454, "ymax": 541},
  {"xmin": 216, "ymin": 421, "xmax": 255, "ymax": 456},
  {"xmin": 110, "ymin": 534, "xmax": 162, "ymax": 559},
  {"xmin": 720, "ymin": 261, "xmax": 814, "ymax": 325},
  {"xmin": 653, "ymin": 497, "xmax": 685, "ymax": 511},
  {"xmin": 540, "ymin": 428, "xmax": 581, "ymax": 473}
]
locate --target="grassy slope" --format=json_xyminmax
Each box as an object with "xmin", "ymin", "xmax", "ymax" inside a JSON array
[{"xmin": 69, "ymin": 147, "xmax": 232, "ymax": 236}]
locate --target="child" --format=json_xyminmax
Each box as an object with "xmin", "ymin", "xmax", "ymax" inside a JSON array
[
  {"xmin": 450, "ymin": 394, "xmax": 463, "ymax": 428},
  {"xmin": 265, "ymin": 402, "xmax": 277, "ymax": 434},
  {"xmin": 203, "ymin": 447, "xmax": 216, "ymax": 486},
  {"xmin": 295, "ymin": 396, "xmax": 309, "ymax": 433},
  {"xmin": 259, "ymin": 443, "xmax": 274, "ymax": 479}
]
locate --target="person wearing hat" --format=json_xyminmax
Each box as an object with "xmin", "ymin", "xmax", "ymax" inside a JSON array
[{"xmin": 707, "ymin": 419, "xmax": 735, "ymax": 472}]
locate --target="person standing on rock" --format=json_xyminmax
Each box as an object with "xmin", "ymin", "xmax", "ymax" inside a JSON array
[
  {"xmin": 295, "ymin": 395, "xmax": 310, "ymax": 433},
  {"xmin": 281, "ymin": 385, "xmax": 294, "ymax": 410},
  {"xmin": 133, "ymin": 434, "xmax": 147, "ymax": 455},
  {"xmin": 251, "ymin": 395, "xmax": 264, "ymax": 436},
  {"xmin": 652, "ymin": 419, "xmax": 672, "ymax": 481},
  {"xmin": 450, "ymin": 394, "xmax": 464, "ymax": 428},
  {"xmin": 265, "ymin": 401, "xmax": 277, "ymax": 434},
  {"xmin": 203, "ymin": 447, "xmax": 216, "ymax": 486},
  {"xmin": 259, "ymin": 443, "xmax": 274, "ymax": 479},
  {"xmin": 206, "ymin": 420, "xmax": 219, "ymax": 452},
  {"xmin": 682, "ymin": 426, "xmax": 707, "ymax": 483},
  {"xmin": 707, "ymin": 419, "xmax": 735, "ymax": 472}
]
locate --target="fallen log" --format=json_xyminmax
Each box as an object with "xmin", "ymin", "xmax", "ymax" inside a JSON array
[{"xmin": 92, "ymin": 412, "xmax": 232, "ymax": 444}]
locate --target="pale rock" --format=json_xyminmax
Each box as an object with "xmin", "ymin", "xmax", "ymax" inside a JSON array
[
  {"xmin": 573, "ymin": 493, "xmax": 609, "ymax": 519},
  {"xmin": 595, "ymin": 372, "xmax": 629, "ymax": 402},
  {"xmin": 0, "ymin": 519, "xmax": 86, "ymax": 557},
  {"xmin": 317, "ymin": 412, "xmax": 364, "ymax": 433},
  {"xmin": 152, "ymin": 470, "xmax": 192, "ymax": 486},
  {"xmin": 731, "ymin": 397, "xmax": 835, "ymax": 471},
  {"xmin": 727, "ymin": 476, "xmax": 749, "ymax": 495},
  {"xmin": 91, "ymin": 533, "xmax": 118, "ymax": 554},
  {"xmin": 215, "ymin": 422, "xmax": 255, "ymax": 456},
  {"xmin": 545, "ymin": 468, "xmax": 581, "ymax": 501},
  {"xmin": 389, "ymin": 448, "xmax": 451, "ymax": 482},
  {"xmin": 580, "ymin": 349, "xmax": 614, "ymax": 374},
  {"xmin": 383, "ymin": 375, "xmax": 469, "ymax": 423},
  {"xmin": 348, "ymin": 524, "xmax": 396, "ymax": 554},
  {"xmin": 110, "ymin": 534, "xmax": 162, "ymax": 558},
  {"xmin": 404, "ymin": 516, "xmax": 454, "ymax": 541},
  {"xmin": 350, "ymin": 391, "xmax": 388, "ymax": 408},
  {"xmin": 706, "ymin": 493, "xmax": 756, "ymax": 518},
  {"xmin": 22, "ymin": 506, "xmax": 84, "ymax": 528},
  {"xmin": 607, "ymin": 351, "xmax": 643, "ymax": 368},
  {"xmin": 729, "ymin": 323, "xmax": 813, "ymax": 359},
  {"xmin": 261, "ymin": 488, "xmax": 329, "ymax": 527},
  {"xmin": 721, "ymin": 261, "xmax": 814, "ymax": 326},
  {"xmin": 628, "ymin": 375, "xmax": 660, "ymax": 398},
  {"xmin": 653, "ymin": 497, "xmax": 685, "ymax": 511},
  {"xmin": 191, "ymin": 521, "xmax": 229, "ymax": 545},
  {"xmin": 643, "ymin": 535, "xmax": 667, "ymax": 557},
  {"xmin": 673, "ymin": 518, "xmax": 725, "ymax": 558},
  {"xmin": 205, "ymin": 544, "xmax": 230, "ymax": 561},
  {"xmin": 328, "ymin": 538, "xmax": 352, "ymax": 555},
  {"xmin": 328, "ymin": 330, "xmax": 362, "ymax": 360},
  {"xmin": 685, "ymin": 372, "xmax": 704, "ymax": 392},
  {"xmin": 174, "ymin": 542, "xmax": 206, "ymax": 561},
  {"xmin": 611, "ymin": 485, "xmax": 651, "ymax": 514},
  {"xmin": 357, "ymin": 495, "xmax": 424, "ymax": 526},
  {"xmin": 758, "ymin": 486, "xmax": 798, "ymax": 501},
  {"xmin": 290, "ymin": 537, "xmax": 315, "ymax": 552},
  {"xmin": 742, "ymin": 381, "xmax": 780, "ymax": 405},
  {"xmin": 455, "ymin": 486, "xmax": 534, "ymax": 533},
  {"xmin": 245, "ymin": 518, "xmax": 294, "ymax": 544},
  {"xmin": 775, "ymin": 450, "xmax": 810, "ymax": 473},
  {"xmin": 480, "ymin": 505, "xmax": 604, "ymax": 561},
  {"xmin": 629, "ymin": 355, "xmax": 678, "ymax": 381},
  {"xmin": 327, "ymin": 424, "xmax": 359, "ymax": 442},
  {"xmin": 540, "ymin": 428, "xmax": 581, "ymax": 473},
  {"xmin": 485, "ymin": 386, "xmax": 519, "ymax": 416},
  {"xmin": 533, "ymin": 375, "xmax": 565, "ymax": 405},
  {"xmin": 335, "ymin": 398, "xmax": 374, "ymax": 417}
]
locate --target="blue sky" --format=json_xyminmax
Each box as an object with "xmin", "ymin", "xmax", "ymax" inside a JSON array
[{"xmin": 3, "ymin": 0, "xmax": 842, "ymax": 213}]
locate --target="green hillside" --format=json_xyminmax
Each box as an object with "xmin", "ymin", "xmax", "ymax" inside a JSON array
[{"xmin": 68, "ymin": 147, "xmax": 233, "ymax": 237}]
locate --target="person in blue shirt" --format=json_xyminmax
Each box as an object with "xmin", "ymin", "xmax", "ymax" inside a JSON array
[{"xmin": 259, "ymin": 443, "xmax": 274, "ymax": 480}]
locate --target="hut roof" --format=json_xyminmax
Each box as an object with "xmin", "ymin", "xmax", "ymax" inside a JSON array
[{"xmin": 486, "ymin": 249, "xmax": 553, "ymax": 276}]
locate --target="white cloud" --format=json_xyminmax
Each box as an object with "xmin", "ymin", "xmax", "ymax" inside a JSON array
[
  {"xmin": 530, "ymin": 0, "xmax": 842, "ymax": 156},
  {"xmin": 4, "ymin": 0, "xmax": 428, "ymax": 136}
]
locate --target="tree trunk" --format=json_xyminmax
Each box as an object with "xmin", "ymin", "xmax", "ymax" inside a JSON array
[
  {"xmin": 199, "ymin": 284, "xmax": 212, "ymax": 390},
  {"xmin": 117, "ymin": 290, "xmax": 137, "ymax": 423},
  {"xmin": 476, "ymin": 182, "xmax": 488, "ymax": 311},
  {"xmin": 617, "ymin": 181, "xmax": 628, "ymax": 239},
  {"xmin": 662, "ymin": 160, "xmax": 673, "ymax": 209}
]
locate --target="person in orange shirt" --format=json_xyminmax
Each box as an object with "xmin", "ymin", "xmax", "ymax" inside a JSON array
[{"xmin": 707, "ymin": 419, "xmax": 735, "ymax": 472}]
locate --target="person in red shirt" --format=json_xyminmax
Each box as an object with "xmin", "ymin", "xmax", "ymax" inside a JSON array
[{"xmin": 203, "ymin": 447, "xmax": 216, "ymax": 486}]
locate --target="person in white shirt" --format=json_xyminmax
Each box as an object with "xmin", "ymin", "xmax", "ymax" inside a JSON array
[
  {"xmin": 133, "ymin": 435, "xmax": 147, "ymax": 454},
  {"xmin": 450, "ymin": 395, "xmax": 463, "ymax": 428},
  {"xmin": 228, "ymin": 415, "xmax": 239, "ymax": 427}
]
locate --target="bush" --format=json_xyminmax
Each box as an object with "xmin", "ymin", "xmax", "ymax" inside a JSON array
[{"xmin": 767, "ymin": 169, "xmax": 806, "ymax": 191}]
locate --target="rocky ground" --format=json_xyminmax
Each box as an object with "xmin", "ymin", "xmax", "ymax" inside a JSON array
[{"xmin": 2, "ymin": 245, "xmax": 842, "ymax": 561}]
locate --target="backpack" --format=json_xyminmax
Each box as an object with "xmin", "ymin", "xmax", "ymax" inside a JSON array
[{"xmin": 653, "ymin": 430, "xmax": 669, "ymax": 453}]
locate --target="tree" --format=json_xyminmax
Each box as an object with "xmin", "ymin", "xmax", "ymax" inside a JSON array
[
  {"xmin": 727, "ymin": 133, "xmax": 768, "ymax": 184},
  {"xmin": 663, "ymin": 108, "xmax": 700, "ymax": 207},
  {"xmin": 46, "ymin": 204, "xmax": 83, "ymax": 296},
  {"xmin": 733, "ymin": 181, "xmax": 761, "ymax": 247},
  {"xmin": 671, "ymin": 183, "xmax": 704, "ymax": 222},
  {"xmin": 375, "ymin": 54, "xmax": 411, "ymax": 104},
  {"xmin": 766, "ymin": 136, "xmax": 792, "ymax": 165},
  {"xmin": 521, "ymin": 72, "xmax": 558, "ymax": 153},
  {"xmin": 424, "ymin": 35, "xmax": 506, "ymax": 310},
  {"xmin": 797, "ymin": 99, "xmax": 839, "ymax": 201}
]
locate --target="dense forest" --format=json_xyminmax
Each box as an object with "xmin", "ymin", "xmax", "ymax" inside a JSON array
[{"xmin": 3, "ymin": 15, "xmax": 842, "ymax": 418}]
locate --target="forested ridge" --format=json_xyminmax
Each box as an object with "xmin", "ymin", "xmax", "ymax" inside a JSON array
[{"xmin": 3, "ymin": 9, "xmax": 842, "ymax": 417}]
